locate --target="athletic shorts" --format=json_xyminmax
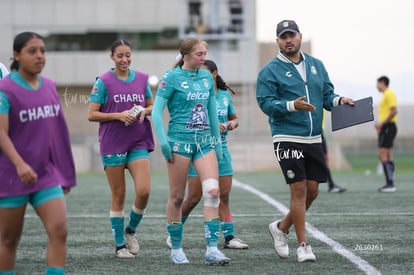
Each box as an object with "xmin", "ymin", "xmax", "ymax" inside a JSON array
[
  {"xmin": 0, "ymin": 186, "xmax": 64, "ymax": 209},
  {"xmin": 169, "ymin": 141, "xmax": 214, "ymax": 161},
  {"xmin": 101, "ymin": 149, "xmax": 149, "ymax": 167},
  {"xmin": 378, "ymin": 123, "xmax": 397, "ymax": 148},
  {"xmin": 273, "ymin": 141, "xmax": 328, "ymax": 184},
  {"xmin": 188, "ymin": 145, "xmax": 233, "ymax": 177}
]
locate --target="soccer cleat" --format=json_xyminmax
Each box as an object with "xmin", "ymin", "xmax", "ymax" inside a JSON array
[
  {"xmin": 205, "ymin": 247, "xmax": 230, "ymax": 266},
  {"xmin": 224, "ymin": 237, "xmax": 249, "ymax": 249},
  {"xmin": 170, "ymin": 248, "xmax": 190, "ymax": 264},
  {"xmin": 328, "ymin": 185, "xmax": 347, "ymax": 193},
  {"xmin": 297, "ymin": 242, "xmax": 316, "ymax": 262},
  {"xmin": 166, "ymin": 234, "xmax": 172, "ymax": 249},
  {"xmin": 125, "ymin": 232, "xmax": 140, "ymax": 255},
  {"xmin": 268, "ymin": 220, "xmax": 289, "ymax": 258},
  {"xmin": 378, "ymin": 184, "xmax": 396, "ymax": 193},
  {"xmin": 125, "ymin": 105, "xmax": 144, "ymax": 126},
  {"xmin": 115, "ymin": 247, "xmax": 135, "ymax": 259}
]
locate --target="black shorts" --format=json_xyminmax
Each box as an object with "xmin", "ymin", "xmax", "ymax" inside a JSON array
[
  {"xmin": 273, "ymin": 142, "xmax": 328, "ymax": 184},
  {"xmin": 378, "ymin": 123, "xmax": 397, "ymax": 148}
]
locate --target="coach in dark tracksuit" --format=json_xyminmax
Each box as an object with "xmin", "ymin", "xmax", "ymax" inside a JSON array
[{"xmin": 256, "ymin": 19, "xmax": 354, "ymax": 263}]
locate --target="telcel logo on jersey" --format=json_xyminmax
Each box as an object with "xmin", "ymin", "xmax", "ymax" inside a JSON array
[
  {"xmin": 186, "ymin": 83, "xmax": 209, "ymax": 100},
  {"xmin": 186, "ymin": 91, "xmax": 209, "ymax": 100},
  {"xmin": 216, "ymin": 108, "xmax": 227, "ymax": 116}
]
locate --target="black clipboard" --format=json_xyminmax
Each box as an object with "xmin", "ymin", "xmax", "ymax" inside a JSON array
[{"xmin": 331, "ymin": 96, "xmax": 374, "ymax": 131}]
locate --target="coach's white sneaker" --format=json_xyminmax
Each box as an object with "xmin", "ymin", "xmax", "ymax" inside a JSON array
[
  {"xmin": 297, "ymin": 243, "xmax": 316, "ymax": 262},
  {"xmin": 125, "ymin": 232, "xmax": 140, "ymax": 255},
  {"xmin": 170, "ymin": 248, "xmax": 190, "ymax": 264},
  {"xmin": 166, "ymin": 234, "xmax": 172, "ymax": 249},
  {"xmin": 115, "ymin": 247, "xmax": 135, "ymax": 259},
  {"xmin": 268, "ymin": 220, "xmax": 289, "ymax": 258}
]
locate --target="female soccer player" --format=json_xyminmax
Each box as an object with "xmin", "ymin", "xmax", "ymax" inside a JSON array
[
  {"xmin": 0, "ymin": 31, "xmax": 76, "ymax": 275},
  {"xmin": 167, "ymin": 59, "xmax": 248, "ymax": 250},
  {"xmin": 152, "ymin": 38, "xmax": 230, "ymax": 265},
  {"xmin": 88, "ymin": 39, "xmax": 154, "ymax": 259}
]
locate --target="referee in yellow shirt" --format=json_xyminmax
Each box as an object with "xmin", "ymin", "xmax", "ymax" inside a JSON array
[{"xmin": 375, "ymin": 76, "xmax": 398, "ymax": 192}]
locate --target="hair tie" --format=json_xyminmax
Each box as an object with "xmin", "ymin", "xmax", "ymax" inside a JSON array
[{"xmin": 175, "ymin": 53, "xmax": 183, "ymax": 61}]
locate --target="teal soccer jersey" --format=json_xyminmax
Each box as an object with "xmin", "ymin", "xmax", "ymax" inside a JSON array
[
  {"xmin": 188, "ymin": 88, "xmax": 236, "ymax": 177},
  {"xmin": 156, "ymin": 66, "xmax": 215, "ymax": 144},
  {"xmin": 216, "ymin": 88, "xmax": 236, "ymax": 145}
]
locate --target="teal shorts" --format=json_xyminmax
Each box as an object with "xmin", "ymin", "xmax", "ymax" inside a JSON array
[
  {"xmin": 101, "ymin": 149, "xmax": 149, "ymax": 167},
  {"xmin": 188, "ymin": 145, "xmax": 233, "ymax": 177},
  {"xmin": 170, "ymin": 141, "xmax": 214, "ymax": 161},
  {"xmin": 0, "ymin": 186, "xmax": 64, "ymax": 209}
]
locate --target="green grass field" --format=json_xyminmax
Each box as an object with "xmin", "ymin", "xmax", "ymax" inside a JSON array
[{"xmin": 15, "ymin": 155, "xmax": 414, "ymax": 274}]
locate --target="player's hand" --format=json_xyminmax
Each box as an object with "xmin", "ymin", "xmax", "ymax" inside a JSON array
[
  {"xmin": 375, "ymin": 122, "xmax": 382, "ymax": 133},
  {"xmin": 219, "ymin": 123, "xmax": 227, "ymax": 133},
  {"xmin": 121, "ymin": 110, "xmax": 136, "ymax": 126},
  {"xmin": 138, "ymin": 108, "xmax": 147, "ymax": 123},
  {"xmin": 62, "ymin": 187, "xmax": 71, "ymax": 195},
  {"xmin": 160, "ymin": 142, "xmax": 173, "ymax": 161},
  {"xmin": 227, "ymin": 120, "xmax": 238, "ymax": 131},
  {"xmin": 294, "ymin": 96, "xmax": 316, "ymax": 112},
  {"xmin": 16, "ymin": 162, "xmax": 38, "ymax": 184}
]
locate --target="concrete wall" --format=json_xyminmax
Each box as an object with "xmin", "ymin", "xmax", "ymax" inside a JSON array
[
  {"xmin": 1, "ymin": 0, "xmax": 411, "ymax": 172},
  {"xmin": 0, "ymin": 0, "xmax": 257, "ymax": 85}
]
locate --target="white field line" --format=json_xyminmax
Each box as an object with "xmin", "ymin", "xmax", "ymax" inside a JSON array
[
  {"xmin": 24, "ymin": 212, "xmax": 413, "ymax": 219},
  {"xmin": 232, "ymin": 178, "xmax": 382, "ymax": 275}
]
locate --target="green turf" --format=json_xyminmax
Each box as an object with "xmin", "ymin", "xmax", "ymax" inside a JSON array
[
  {"xmin": 14, "ymin": 168, "xmax": 414, "ymax": 274},
  {"xmin": 345, "ymin": 153, "xmax": 414, "ymax": 172}
]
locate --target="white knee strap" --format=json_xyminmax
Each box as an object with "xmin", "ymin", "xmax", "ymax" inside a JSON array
[{"xmin": 202, "ymin": 178, "xmax": 220, "ymax": 207}]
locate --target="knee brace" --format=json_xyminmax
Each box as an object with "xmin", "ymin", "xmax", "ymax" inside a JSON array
[{"xmin": 202, "ymin": 178, "xmax": 220, "ymax": 207}]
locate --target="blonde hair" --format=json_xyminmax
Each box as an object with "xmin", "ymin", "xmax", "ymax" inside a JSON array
[{"xmin": 173, "ymin": 38, "xmax": 208, "ymax": 68}]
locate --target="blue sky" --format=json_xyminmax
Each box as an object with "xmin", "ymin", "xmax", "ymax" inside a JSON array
[{"xmin": 256, "ymin": 0, "xmax": 414, "ymax": 105}]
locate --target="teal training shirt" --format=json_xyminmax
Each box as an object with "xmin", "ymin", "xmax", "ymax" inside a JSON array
[
  {"xmin": 89, "ymin": 68, "xmax": 152, "ymax": 105},
  {"xmin": 216, "ymin": 88, "xmax": 236, "ymax": 145},
  {"xmin": 256, "ymin": 52, "xmax": 340, "ymax": 142},
  {"xmin": 0, "ymin": 71, "xmax": 43, "ymax": 114},
  {"xmin": 156, "ymin": 66, "xmax": 215, "ymax": 144}
]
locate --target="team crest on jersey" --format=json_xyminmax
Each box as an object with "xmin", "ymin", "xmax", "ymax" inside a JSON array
[
  {"xmin": 223, "ymin": 98, "xmax": 229, "ymax": 107},
  {"xmin": 311, "ymin": 66, "xmax": 317, "ymax": 75},
  {"xmin": 203, "ymin": 78, "xmax": 209, "ymax": 88},
  {"xmin": 186, "ymin": 103, "xmax": 209, "ymax": 130}
]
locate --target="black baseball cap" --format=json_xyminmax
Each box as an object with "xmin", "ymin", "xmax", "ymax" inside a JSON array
[{"xmin": 276, "ymin": 20, "xmax": 300, "ymax": 37}]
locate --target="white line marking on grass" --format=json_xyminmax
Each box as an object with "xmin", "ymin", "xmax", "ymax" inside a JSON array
[
  {"xmin": 25, "ymin": 212, "xmax": 414, "ymax": 219},
  {"xmin": 24, "ymin": 212, "xmax": 413, "ymax": 219},
  {"xmin": 232, "ymin": 178, "xmax": 382, "ymax": 275}
]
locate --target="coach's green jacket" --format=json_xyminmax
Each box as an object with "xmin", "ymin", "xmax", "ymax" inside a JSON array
[{"xmin": 256, "ymin": 51, "xmax": 341, "ymax": 143}]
